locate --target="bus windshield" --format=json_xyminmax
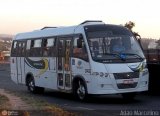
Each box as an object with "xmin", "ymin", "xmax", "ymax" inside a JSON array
[{"xmin": 85, "ymin": 25, "xmax": 145, "ymax": 63}]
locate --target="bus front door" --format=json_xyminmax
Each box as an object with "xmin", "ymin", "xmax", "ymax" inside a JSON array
[
  {"xmin": 16, "ymin": 41, "xmax": 26, "ymax": 84},
  {"xmin": 57, "ymin": 38, "xmax": 72, "ymax": 91}
]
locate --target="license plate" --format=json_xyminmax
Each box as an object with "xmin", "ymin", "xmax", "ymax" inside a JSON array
[{"xmin": 123, "ymin": 79, "xmax": 134, "ymax": 84}]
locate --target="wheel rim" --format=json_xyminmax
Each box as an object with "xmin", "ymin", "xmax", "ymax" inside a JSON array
[
  {"xmin": 28, "ymin": 79, "xmax": 34, "ymax": 91},
  {"xmin": 77, "ymin": 82, "xmax": 86, "ymax": 100}
]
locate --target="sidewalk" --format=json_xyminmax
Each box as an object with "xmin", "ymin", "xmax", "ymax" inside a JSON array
[
  {"xmin": 0, "ymin": 89, "xmax": 30, "ymax": 110},
  {"xmin": 0, "ymin": 89, "xmax": 75, "ymax": 116}
]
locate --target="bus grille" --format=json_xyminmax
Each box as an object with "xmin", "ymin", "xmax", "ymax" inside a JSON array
[
  {"xmin": 113, "ymin": 72, "xmax": 139, "ymax": 80},
  {"xmin": 117, "ymin": 82, "xmax": 138, "ymax": 89}
]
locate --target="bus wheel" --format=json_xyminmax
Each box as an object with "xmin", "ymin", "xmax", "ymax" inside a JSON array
[
  {"xmin": 122, "ymin": 93, "xmax": 136, "ymax": 101},
  {"xmin": 74, "ymin": 80, "xmax": 88, "ymax": 101},
  {"xmin": 27, "ymin": 76, "xmax": 44, "ymax": 94},
  {"xmin": 27, "ymin": 76, "xmax": 35, "ymax": 93}
]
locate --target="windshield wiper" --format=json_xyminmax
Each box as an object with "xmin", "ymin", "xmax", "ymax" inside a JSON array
[
  {"xmin": 103, "ymin": 53, "xmax": 125, "ymax": 60},
  {"xmin": 121, "ymin": 53, "xmax": 144, "ymax": 61},
  {"xmin": 103, "ymin": 53, "xmax": 144, "ymax": 61}
]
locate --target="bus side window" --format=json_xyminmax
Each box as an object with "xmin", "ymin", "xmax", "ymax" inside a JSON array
[
  {"xmin": 26, "ymin": 40, "xmax": 31, "ymax": 57},
  {"xmin": 21, "ymin": 42, "xmax": 26, "ymax": 57},
  {"xmin": 11, "ymin": 41, "xmax": 17, "ymax": 57},
  {"xmin": 43, "ymin": 39, "xmax": 48, "ymax": 56},
  {"xmin": 73, "ymin": 35, "xmax": 88, "ymax": 61},
  {"xmin": 29, "ymin": 40, "xmax": 34, "ymax": 56},
  {"xmin": 30, "ymin": 39, "xmax": 42, "ymax": 57},
  {"xmin": 17, "ymin": 42, "xmax": 22, "ymax": 57},
  {"xmin": 43, "ymin": 38, "xmax": 55, "ymax": 57}
]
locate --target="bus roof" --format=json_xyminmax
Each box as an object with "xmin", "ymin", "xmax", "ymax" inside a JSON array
[
  {"xmin": 14, "ymin": 26, "xmax": 76, "ymax": 40},
  {"xmin": 14, "ymin": 20, "xmax": 105, "ymax": 40}
]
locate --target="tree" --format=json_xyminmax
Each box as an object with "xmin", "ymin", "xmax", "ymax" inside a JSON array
[
  {"xmin": 124, "ymin": 21, "xmax": 140, "ymax": 39},
  {"xmin": 124, "ymin": 21, "xmax": 135, "ymax": 31},
  {"xmin": 156, "ymin": 39, "xmax": 160, "ymax": 48}
]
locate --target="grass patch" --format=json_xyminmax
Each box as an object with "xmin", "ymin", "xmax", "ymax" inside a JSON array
[
  {"xmin": 5, "ymin": 90, "xmax": 75, "ymax": 115},
  {"xmin": 5, "ymin": 90, "xmax": 47, "ymax": 109}
]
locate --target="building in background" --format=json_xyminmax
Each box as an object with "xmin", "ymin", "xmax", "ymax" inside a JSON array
[
  {"xmin": 0, "ymin": 34, "xmax": 12, "ymax": 62},
  {"xmin": 1, "ymin": 51, "xmax": 10, "ymax": 61}
]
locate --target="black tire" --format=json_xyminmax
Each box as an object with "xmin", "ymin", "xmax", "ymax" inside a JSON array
[
  {"xmin": 73, "ymin": 79, "xmax": 88, "ymax": 101},
  {"xmin": 27, "ymin": 76, "xmax": 44, "ymax": 94},
  {"xmin": 122, "ymin": 93, "xmax": 136, "ymax": 101}
]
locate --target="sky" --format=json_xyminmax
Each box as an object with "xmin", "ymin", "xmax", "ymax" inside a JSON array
[{"xmin": 0, "ymin": 0, "xmax": 160, "ymax": 39}]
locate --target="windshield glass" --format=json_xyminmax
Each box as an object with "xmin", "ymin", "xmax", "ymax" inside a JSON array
[{"xmin": 85, "ymin": 25, "xmax": 145, "ymax": 63}]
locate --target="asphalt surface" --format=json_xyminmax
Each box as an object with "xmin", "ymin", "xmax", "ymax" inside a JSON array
[{"xmin": 0, "ymin": 63, "xmax": 160, "ymax": 116}]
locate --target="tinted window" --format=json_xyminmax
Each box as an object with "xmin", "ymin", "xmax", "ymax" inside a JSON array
[
  {"xmin": 30, "ymin": 39, "xmax": 42, "ymax": 57},
  {"xmin": 11, "ymin": 41, "xmax": 18, "ymax": 57},
  {"xmin": 43, "ymin": 37, "xmax": 56, "ymax": 57},
  {"xmin": 73, "ymin": 35, "xmax": 88, "ymax": 61},
  {"xmin": 85, "ymin": 25, "xmax": 144, "ymax": 63}
]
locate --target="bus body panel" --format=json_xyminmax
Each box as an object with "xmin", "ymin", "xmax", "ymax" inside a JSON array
[
  {"xmin": 86, "ymin": 60, "xmax": 149, "ymax": 94},
  {"xmin": 24, "ymin": 57, "xmax": 58, "ymax": 89},
  {"xmin": 10, "ymin": 57, "xmax": 18, "ymax": 84}
]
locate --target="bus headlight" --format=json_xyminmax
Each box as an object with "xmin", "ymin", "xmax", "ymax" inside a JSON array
[{"xmin": 142, "ymin": 60, "xmax": 147, "ymax": 69}]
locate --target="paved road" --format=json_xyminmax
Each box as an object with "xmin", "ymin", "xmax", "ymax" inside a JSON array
[{"xmin": 0, "ymin": 64, "xmax": 160, "ymax": 116}]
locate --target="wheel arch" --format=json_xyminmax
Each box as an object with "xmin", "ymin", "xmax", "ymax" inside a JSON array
[
  {"xmin": 72, "ymin": 75, "xmax": 88, "ymax": 94},
  {"xmin": 25, "ymin": 72, "xmax": 34, "ymax": 86}
]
